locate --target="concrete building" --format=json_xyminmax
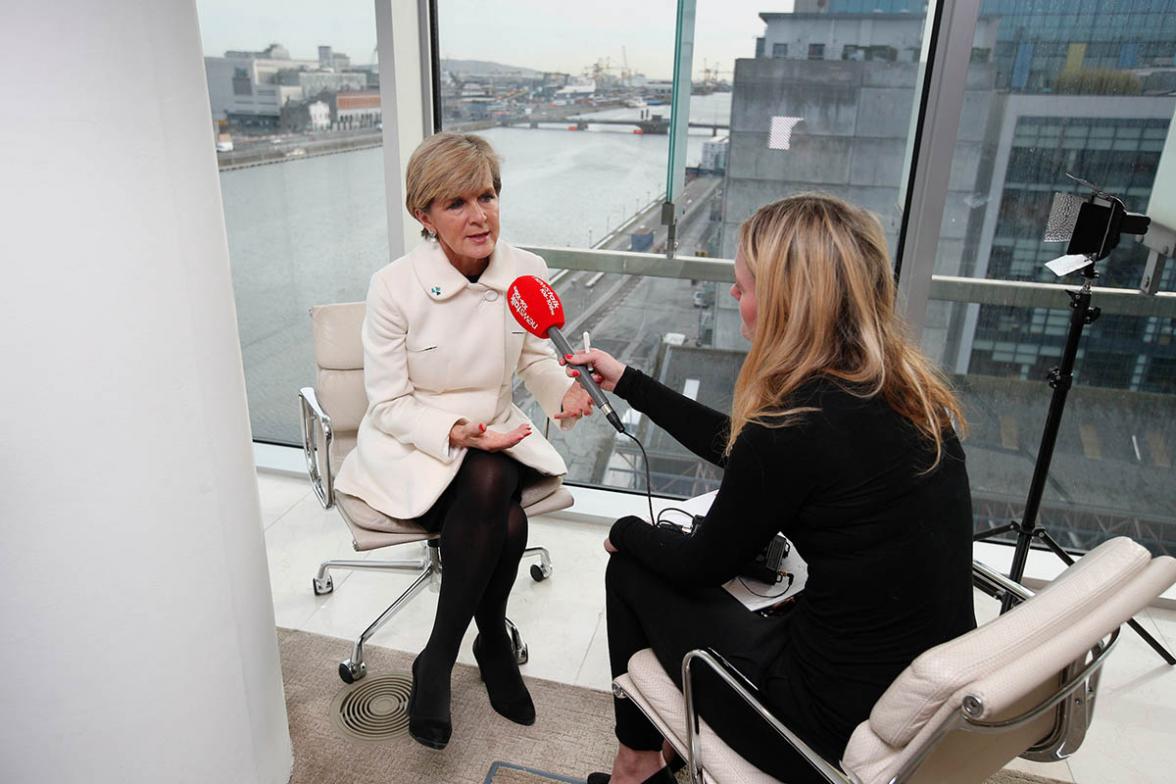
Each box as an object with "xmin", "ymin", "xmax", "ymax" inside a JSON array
[
  {"xmin": 701, "ymin": 136, "xmax": 729, "ymax": 174},
  {"xmin": 280, "ymin": 98, "xmax": 332, "ymax": 133},
  {"xmin": 204, "ymin": 43, "xmax": 369, "ymax": 132},
  {"xmin": 316, "ymin": 45, "xmax": 352, "ymax": 72},
  {"xmin": 757, "ymin": 10, "xmax": 936, "ymax": 63},
  {"xmin": 308, "ymin": 100, "xmax": 331, "ymax": 131},
  {"xmin": 204, "ymin": 44, "xmax": 316, "ymax": 130},
  {"xmin": 295, "ymin": 70, "xmax": 368, "ymax": 98},
  {"xmin": 719, "ymin": 12, "xmax": 998, "ymax": 265},
  {"xmin": 333, "ymin": 90, "xmax": 382, "ymax": 130}
]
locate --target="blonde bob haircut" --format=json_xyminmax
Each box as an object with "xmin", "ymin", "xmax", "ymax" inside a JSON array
[
  {"xmin": 405, "ymin": 132, "xmax": 502, "ymax": 237},
  {"xmin": 728, "ymin": 193, "xmax": 966, "ymax": 469}
]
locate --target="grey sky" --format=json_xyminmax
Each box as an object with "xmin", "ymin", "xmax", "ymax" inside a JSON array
[{"xmin": 196, "ymin": 0, "xmax": 795, "ymax": 79}]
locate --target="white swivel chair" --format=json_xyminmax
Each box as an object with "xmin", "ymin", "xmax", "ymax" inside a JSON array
[
  {"xmin": 298, "ymin": 301, "xmax": 574, "ymax": 683},
  {"xmin": 612, "ymin": 536, "xmax": 1176, "ymax": 784}
]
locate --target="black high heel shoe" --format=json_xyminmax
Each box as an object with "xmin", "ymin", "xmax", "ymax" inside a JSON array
[
  {"xmin": 584, "ymin": 766, "xmax": 676, "ymax": 784},
  {"xmin": 407, "ymin": 655, "xmax": 452, "ymax": 750},
  {"xmin": 472, "ymin": 634, "xmax": 536, "ymax": 726}
]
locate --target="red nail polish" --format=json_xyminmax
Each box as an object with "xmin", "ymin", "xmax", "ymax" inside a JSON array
[{"xmin": 571, "ymin": 370, "xmax": 580, "ymax": 377}]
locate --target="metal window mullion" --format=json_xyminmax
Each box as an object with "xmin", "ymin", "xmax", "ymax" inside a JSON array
[
  {"xmin": 664, "ymin": 0, "xmax": 697, "ymax": 258},
  {"xmin": 420, "ymin": 0, "xmax": 441, "ymax": 135},
  {"xmin": 896, "ymin": 0, "xmax": 983, "ymax": 342},
  {"xmin": 375, "ymin": 0, "xmax": 429, "ymax": 259}
]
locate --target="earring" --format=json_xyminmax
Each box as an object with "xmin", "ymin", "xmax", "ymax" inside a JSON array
[{"xmin": 428, "ymin": 230, "xmax": 438, "ymax": 242}]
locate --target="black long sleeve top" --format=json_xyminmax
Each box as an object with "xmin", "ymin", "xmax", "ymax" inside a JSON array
[{"xmin": 609, "ymin": 367, "xmax": 977, "ymax": 761}]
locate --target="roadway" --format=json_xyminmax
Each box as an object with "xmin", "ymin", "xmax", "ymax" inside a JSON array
[{"xmin": 512, "ymin": 174, "xmax": 726, "ymax": 484}]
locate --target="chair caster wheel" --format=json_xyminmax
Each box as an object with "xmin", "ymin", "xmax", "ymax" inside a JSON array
[
  {"xmin": 313, "ymin": 576, "xmax": 334, "ymax": 595},
  {"xmin": 530, "ymin": 564, "xmax": 552, "ymax": 582},
  {"xmin": 339, "ymin": 659, "xmax": 365, "ymax": 684},
  {"xmin": 513, "ymin": 642, "xmax": 529, "ymax": 666}
]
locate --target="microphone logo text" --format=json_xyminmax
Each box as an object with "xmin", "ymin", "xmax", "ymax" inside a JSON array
[{"xmin": 509, "ymin": 287, "xmax": 540, "ymax": 333}]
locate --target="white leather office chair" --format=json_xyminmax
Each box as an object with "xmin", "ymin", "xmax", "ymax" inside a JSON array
[
  {"xmin": 612, "ymin": 537, "xmax": 1176, "ymax": 784},
  {"xmin": 298, "ymin": 302, "xmax": 574, "ymax": 683}
]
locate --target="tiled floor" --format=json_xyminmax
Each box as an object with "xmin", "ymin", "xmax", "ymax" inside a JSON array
[{"xmin": 258, "ymin": 470, "xmax": 1176, "ymax": 784}]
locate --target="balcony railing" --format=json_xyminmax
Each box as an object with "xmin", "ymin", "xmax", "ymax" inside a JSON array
[{"xmin": 521, "ymin": 244, "xmax": 1176, "ymax": 318}]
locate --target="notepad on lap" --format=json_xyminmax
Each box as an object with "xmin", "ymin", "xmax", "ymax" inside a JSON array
[{"xmin": 663, "ymin": 490, "xmax": 808, "ymax": 612}]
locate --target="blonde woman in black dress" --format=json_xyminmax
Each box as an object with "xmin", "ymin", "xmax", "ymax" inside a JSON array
[{"xmin": 567, "ymin": 194, "xmax": 976, "ymax": 783}]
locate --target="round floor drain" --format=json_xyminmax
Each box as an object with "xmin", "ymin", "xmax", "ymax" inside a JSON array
[{"xmin": 330, "ymin": 672, "xmax": 412, "ymax": 742}]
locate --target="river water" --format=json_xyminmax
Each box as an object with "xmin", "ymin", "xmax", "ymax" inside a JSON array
[{"xmin": 219, "ymin": 93, "xmax": 731, "ymax": 442}]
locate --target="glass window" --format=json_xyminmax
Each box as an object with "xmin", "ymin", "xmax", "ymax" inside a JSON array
[
  {"xmin": 434, "ymin": 1, "xmax": 729, "ymax": 492},
  {"xmin": 196, "ymin": 1, "xmax": 389, "ymax": 443},
  {"xmin": 436, "ymin": 1, "xmax": 678, "ymax": 249},
  {"xmin": 431, "ymin": 1, "xmax": 930, "ymax": 495},
  {"xmin": 922, "ymin": 0, "xmax": 1176, "ymax": 555}
]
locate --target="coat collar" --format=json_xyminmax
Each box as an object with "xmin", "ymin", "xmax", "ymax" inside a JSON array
[{"xmin": 409, "ymin": 239, "xmax": 517, "ymax": 301}]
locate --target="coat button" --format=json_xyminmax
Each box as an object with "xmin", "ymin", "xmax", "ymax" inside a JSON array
[{"xmin": 483, "ymin": 291, "xmax": 499, "ymax": 302}]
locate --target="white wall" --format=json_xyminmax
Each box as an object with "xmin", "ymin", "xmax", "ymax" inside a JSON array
[{"xmin": 0, "ymin": 2, "xmax": 293, "ymax": 782}]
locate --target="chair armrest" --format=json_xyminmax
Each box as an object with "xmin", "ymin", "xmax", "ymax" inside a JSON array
[
  {"xmin": 680, "ymin": 649, "xmax": 851, "ymax": 784},
  {"xmin": 298, "ymin": 387, "xmax": 334, "ymax": 509},
  {"xmin": 967, "ymin": 559, "xmax": 1108, "ymax": 764}
]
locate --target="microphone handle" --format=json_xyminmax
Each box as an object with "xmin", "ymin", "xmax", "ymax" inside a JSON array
[{"xmin": 548, "ymin": 326, "xmax": 625, "ymax": 433}]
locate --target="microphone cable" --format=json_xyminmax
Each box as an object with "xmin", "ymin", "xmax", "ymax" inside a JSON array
[{"xmin": 617, "ymin": 428, "xmax": 656, "ymax": 526}]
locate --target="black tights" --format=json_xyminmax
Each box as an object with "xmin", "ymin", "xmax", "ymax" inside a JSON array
[{"xmin": 414, "ymin": 451, "xmax": 528, "ymax": 710}]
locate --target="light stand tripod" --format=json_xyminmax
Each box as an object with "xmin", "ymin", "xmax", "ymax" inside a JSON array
[
  {"xmin": 972, "ymin": 268, "xmax": 1173, "ymax": 664},
  {"xmin": 974, "ymin": 182, "xmax": 1173, "ymax": 665}
]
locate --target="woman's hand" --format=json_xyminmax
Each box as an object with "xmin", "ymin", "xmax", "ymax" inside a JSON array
[
  {"xmin": 603, "ymin": 536, "xmax": 618, "ymax": 554},
  {"xmin": 448, "ymin": 419, "xmax": 532, "ymax": 452},
  {"xmin": 559, "ymin": 348, "xmax": 626, "ymax": 392},
  {"xmin": 555, "ymin": 383, "xmax": 593, "ymax": 424}
]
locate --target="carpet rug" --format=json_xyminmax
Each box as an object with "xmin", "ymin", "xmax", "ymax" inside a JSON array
[
  {"xmin": 279, "ymin": 628, "xmax": 614, "ymax": 784},
  {"xmin": 484, "ymin": 761, "xmax": 587, "ymax": 783}
]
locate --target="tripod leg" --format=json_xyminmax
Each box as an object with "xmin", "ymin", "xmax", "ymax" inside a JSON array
[
  {"xmin": 973, "ymin": 522, "xmax": 1020, "ymax": 543},
  {"xmin": 1034, "ymin": 530, "xmax": 1175, "ymax": 666},
  {"xmin": 1124, "ymin": 617, "xmax": 1176, "ymax": 666},
  {"xmin": 1034, "ymin": 529, "xmax": 1077, "ymax": 566}
]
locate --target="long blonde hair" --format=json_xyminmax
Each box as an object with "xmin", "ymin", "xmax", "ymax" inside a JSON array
[{"xmin": 727, "ymin": 194, "xmax": 966, "ymax": 469}]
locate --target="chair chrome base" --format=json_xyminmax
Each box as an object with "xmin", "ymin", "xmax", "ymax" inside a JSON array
[
  {"xmin": 526, "ymin": 545, "xmax": 553, "ymax": 582},
  {"xmin": 316, "ymin": 541, "xmax": 553, "ymax": 682}
]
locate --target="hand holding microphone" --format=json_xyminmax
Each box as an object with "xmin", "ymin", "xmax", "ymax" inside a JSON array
[
  {"xmin": 507, "ymin": 275, "xmax": 626, "ymax": 433},
  {"xmin": 560, "ymin": 348, "xmax": 626, "ymax": 392}
]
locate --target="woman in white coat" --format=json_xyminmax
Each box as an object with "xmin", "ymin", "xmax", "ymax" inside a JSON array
[{"xmin": 335, "ymin": 132, "xmax": 593, "ymax": 750}]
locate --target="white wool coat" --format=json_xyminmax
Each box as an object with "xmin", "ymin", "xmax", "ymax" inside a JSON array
[{"xmin": 334, "ymin": 239, "xmax": 575, "ymax": 520}]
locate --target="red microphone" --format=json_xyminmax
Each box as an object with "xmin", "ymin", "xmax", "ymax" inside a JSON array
[{"xmin": 507, "ymin": 275, "xmax": 625, "ymax": 432}]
